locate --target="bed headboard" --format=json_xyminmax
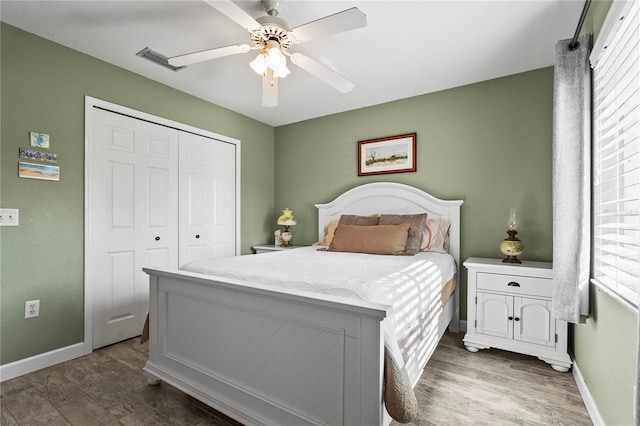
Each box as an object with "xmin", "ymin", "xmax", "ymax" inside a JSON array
[{"xmin": 315, "ymin": 181, "xmax": 463, "ymax": 268}]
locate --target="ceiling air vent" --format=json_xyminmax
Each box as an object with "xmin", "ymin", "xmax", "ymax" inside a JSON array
[{"xmin": 136, "ymin": 47, "xmax": 185, "ymax": 72}]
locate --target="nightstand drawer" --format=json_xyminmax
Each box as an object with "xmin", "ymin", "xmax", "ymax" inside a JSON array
[{"xmin": 477, "ymin": 272, "xmax": 552, "ymax": 298}]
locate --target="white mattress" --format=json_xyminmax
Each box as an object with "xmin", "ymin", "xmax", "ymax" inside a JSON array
[{"xmin": 181, "ymin": 247, "xmax": 456, "ymax": 357}]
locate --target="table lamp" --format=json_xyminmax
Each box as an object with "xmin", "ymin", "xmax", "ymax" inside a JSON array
[{"xmin": 277, "ymin": 208, "xmax": 297, "ymax": 246}]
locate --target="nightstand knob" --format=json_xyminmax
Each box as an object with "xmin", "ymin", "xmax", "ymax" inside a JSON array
[
  {"xmin": 196, "ymin": 234, "xmax": 200, "ymax": 239},
  {"xmin": 155, "ymin": 236, "xmax": 160, "ymax": 241},
  {"xmin": 507, "ymin": 281, "xmax": 520, "ymax": 287}
]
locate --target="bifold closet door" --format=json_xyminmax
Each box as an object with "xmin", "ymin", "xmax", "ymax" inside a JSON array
[
  {"xmin": 89, "ymin": 109, "xmax": 179, "ymax": 349},
  {"xmin": 179, "ymin": 132, "xmax": 237, "ymax": 266}
]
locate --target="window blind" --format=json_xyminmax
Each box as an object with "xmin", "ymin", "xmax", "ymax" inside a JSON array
[{"xmin": 591, "ymin": 0, "xmax": 639, "ymax": 309}]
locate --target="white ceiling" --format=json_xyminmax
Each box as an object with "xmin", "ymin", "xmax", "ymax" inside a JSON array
[{"xmin": 1, "ymin": 1, "xmax": 584, "ymax": 126}]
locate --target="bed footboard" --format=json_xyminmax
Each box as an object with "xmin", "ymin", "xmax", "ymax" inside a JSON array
[{"xmin": 143, "ymin": 267, "xmax": 390, "ymax": 426}]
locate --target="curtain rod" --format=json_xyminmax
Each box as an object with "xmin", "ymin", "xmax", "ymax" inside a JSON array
[{"xmin": 568, "ymin": 0, "xmax": 592, "ymax": 50}]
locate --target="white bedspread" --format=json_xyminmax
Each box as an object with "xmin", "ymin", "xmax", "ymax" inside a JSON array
[
  {"xmin": 181, "ymin": 247, "xmax": 455, "ymax": 422},
  {"xmin": 181, "ymin": 247, "xmax": 455, "ymax": 357}
]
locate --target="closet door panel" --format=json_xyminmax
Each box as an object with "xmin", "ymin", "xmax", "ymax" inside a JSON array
[
  {"xmin": 179, "ymin": 132, "xmax": 236, "ymax": 266},
  {"xmin": 109, "ymin": 162, "xmax": 135, "ymax": 230},
  {"xmin": 183, "ymin": 171, "xmax": 210, "ymax": 263},
  {"xmin": 108, "ymin": 251, "xmax": 136, "ymax": 320},
  {"xmin": 90, "ymin": 108, "xmax": 178, "ymax": 349}
]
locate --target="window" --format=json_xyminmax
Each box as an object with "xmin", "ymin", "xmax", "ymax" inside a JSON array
[{"xmin": 591, "ymin": 0, "xmax": 639, "ymax": 310}]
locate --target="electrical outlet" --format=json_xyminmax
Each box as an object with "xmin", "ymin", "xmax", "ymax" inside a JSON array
[
  {"xmin": 25, "ymin": 300, "xmax": 39, "ymax": 319},
  {"xmin": 0, "ymin": 208, "xmax": 20, "ymax": 227}
]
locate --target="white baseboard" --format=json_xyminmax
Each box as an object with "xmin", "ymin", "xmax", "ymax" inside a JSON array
[
  {"xmin": 572, "ymin": 358, "xmax": 604, "ymax": 426},
  {"xmin": 0, "ymin": 343, "xmax": 85, "ymax": 382}
]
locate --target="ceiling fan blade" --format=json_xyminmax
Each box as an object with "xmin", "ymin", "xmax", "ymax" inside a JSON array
[
  {"xmin": 168, "ymin": 44, "xmax": 251, "ymax": 67},
  {"xmin": 291, "ymin": 7, "xmax": 366, "ymax": 43},
  {"xmin": 289, "ymin": 53, "xmax": 354, "ymax": 93},
  {"xmin": 203, "ymin": 0, "xmax": 261, "ymax": 32},
  {"xmin": 262, "ymin": 68, "xmax": 278, "ymax": 107}
]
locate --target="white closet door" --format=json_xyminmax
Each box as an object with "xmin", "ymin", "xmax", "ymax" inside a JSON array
[
  {"xmin": 89, "ymin": 109, "xmax": 178, "ymax": 349},
  {"xmin": 179, "ymin": 132, "xmax": 237, "ymax": 266}
]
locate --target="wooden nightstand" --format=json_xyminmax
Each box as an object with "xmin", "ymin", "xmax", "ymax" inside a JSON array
[
  {"xmin": 252, "ymin": 244, "xmax": 304, "ymax": 254},
  {"xmin": 463, "ymin": 257, "xmax": 571, "ymax": 372}
]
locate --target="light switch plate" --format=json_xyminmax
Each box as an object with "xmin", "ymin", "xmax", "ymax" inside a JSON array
[{"xmin": 0, "ymin": 209, "xmax": 19, "ymax": 226}]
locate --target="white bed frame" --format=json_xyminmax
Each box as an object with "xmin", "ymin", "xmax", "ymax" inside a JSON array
[{"xmin": 143, "ymin": 182, "xmax": 463, "ymax": 426}]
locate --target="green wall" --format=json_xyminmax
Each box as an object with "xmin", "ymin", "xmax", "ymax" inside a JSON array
[
  {"xmin": 275, "ymin": 67, "xmax": 555, "ymax": 318},
  {"xmin": 571, "ymin": 2, "xmax": 638, "ymax": 425},
  {"xmin": 274, "ymin": 2, "xmax": 637, "ymax": 422},
  {"xmin": 576, "ymin": 286, "xmax": 637, "ymax": 425},
  {"xmin": 3, "ymin": 2, "xmax": 637, "ymax": 423},
  {"xmin": 0, "ymin": 23, "xmax": 275, "ymax": 364}
]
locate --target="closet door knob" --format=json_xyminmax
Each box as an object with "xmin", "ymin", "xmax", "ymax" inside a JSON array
[
  {"xmin": 196, "ymin": 234, "xmax": 200, "ymax": 239},
  {"xmin": 155, "ymin": 236, "xmax": 160, "ymax": 241},
  {"xmin": 508, "ymin": 316, "xmax": 514, "ymax": 321},
  {"xmin": 514, "ymin": 317, "xmax": 520, "ymax": 322}
]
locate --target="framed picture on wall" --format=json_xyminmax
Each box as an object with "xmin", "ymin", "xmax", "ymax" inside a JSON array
[
  {"xmin": 29, "ymin": 132, "xmax": 50, "ymax": 149},
  {"xmin": 18, "ymin": 162, "xmax": 60, "ymax": 181},
  {"xmin": 357, "ymin": 133, "xmax": 417, "ymax": 176},
  {"xmin": 19, "ymin": 148, "xmax": 58, "ymax": 164}
]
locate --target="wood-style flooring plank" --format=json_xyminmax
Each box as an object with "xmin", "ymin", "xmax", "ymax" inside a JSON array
[
  {"xmin": 0, "ymin": 400, "xmax": 20, "ymax": 425},
  {"xmin": 391, "ymin": 333, "xmax": 591, "ymax": 426},
  {"xmin": 0, "ymin": 376, "xmax": 71, "ymax": 425},
  {"xmin": 1, "ymin": 332, "xmax": 590, "ymax": 426}
]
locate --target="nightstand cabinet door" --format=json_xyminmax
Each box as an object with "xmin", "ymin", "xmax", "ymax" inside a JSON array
[
  {"xmin": 514, "ymin": 297, "xmax": 555, "ymax": 347},
  {"xmin": 476, "ymin": 292, "xmax": 512, "ymax": 339}
]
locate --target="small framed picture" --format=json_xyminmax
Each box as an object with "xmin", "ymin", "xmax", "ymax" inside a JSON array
[
  {"xmin": 19, "ymin": 162, "xmax": 60, "ymax": 181},
  {"xmin": 30, "ymin": 132, "xmax": 50, "ymax": 149},
  {"xmin": 19, "ymin": 148, "xmax": 58, "ymax": 164},
  {"xmin": 358, "ymin": 133, "xmax": 417, "ymax": 176}
]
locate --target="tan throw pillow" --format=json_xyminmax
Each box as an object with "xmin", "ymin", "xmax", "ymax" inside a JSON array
[
  {"xmin": 378, "ymin": 213, "xmax": 428, "ymax": 255},
  {"xmin": 314, "ymin": 220, "xmax": 339, "ymax": 246},
  {"xmin": 328, "ymin": 224, "xmax": 411, "ymax": 255},
  {"xmin": 422, "ymin": 218, "xmax": 451, "ymax": 253},
  {"xmin": 338, "ymin": 214, "xmax": 379, "ymax": 226}
]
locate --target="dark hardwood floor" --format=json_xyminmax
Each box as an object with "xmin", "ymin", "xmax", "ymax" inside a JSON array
[{"xmin": 1, "ymin": 333, "xmax": 591, "ymax": 425}]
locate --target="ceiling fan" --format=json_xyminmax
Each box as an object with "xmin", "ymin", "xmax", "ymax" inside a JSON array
[{"xmin": 167, "ymin": 0, "xmax": 367, "ymax": 107}]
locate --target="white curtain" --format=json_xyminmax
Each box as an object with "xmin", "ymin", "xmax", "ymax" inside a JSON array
[{"xmin": 551, "ymin": 33, "xmax": 591, "ymax": 324}]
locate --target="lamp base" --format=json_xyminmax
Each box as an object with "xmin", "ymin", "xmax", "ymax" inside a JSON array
[{"xmin": 500, "ymin": 230, "xmax": 523, "ymax": 264}]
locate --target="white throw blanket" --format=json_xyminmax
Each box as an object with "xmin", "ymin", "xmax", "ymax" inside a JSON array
[{"xmin": 181, "ymin": 247, "xmax": 455, "ymax": 422}]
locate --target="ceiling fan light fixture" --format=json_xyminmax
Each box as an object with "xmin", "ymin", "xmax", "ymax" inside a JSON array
[
  {"xmin": 266, "ymin": 46, "xmax": 286, "ymax": 69},
  {"xmin": 273, "ymin": 63, "xmax": 290, "ymax": 78},
  {"xmin": 249, "ymin": 40, "xmax": 290, "ymax": 78},
  {"xmin": 250, "ymin": 53, "xmax": 267, "ymax": 75}
]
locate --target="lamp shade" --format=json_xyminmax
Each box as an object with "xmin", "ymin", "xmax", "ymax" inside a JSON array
[
  {"xmin": 507, "ymin": 207, "xmax": 519, "ymax": 230},
  {"xmin": 277, "ymin": 208, "xmax": 297, "ymax": 226},
  {"xmin": 273, "ymin": 63, "xmax": 291, "ymax": 78},
  {"xmin": 249, "ymin": 53, "xmax": 267, "ymax": 75},
  {"xmin": 266, "ymin": 47, "xmax": 286, "ymax": 70}
]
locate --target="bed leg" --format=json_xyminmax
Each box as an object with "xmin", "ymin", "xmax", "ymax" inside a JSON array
[{"xmin": 144, "ymin": 371, "xmax": 161, "ymax": 386}]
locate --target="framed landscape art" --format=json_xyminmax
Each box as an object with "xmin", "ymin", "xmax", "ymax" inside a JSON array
[
  {"xmin": 357, "ymin": 133, "xmax": 417, "ymax": 176},
  {"xmin": 18, "ymin": 162, "xmax": 60, "ymax": 181}
]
